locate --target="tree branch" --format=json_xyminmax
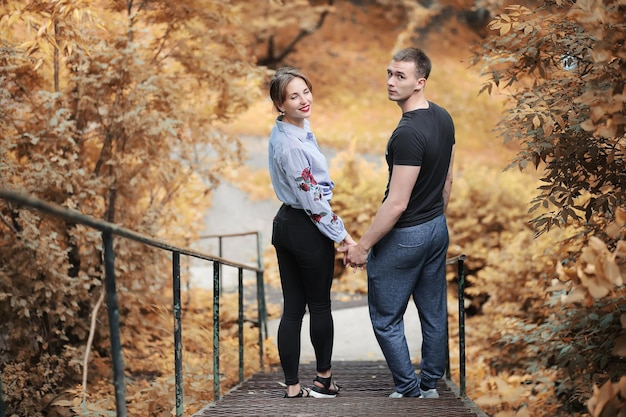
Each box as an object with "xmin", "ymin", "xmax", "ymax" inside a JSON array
[
  {"xmin": 81, "ymin": 287, "xmax": 105, "ymax": 404},
  {"xmin": 258, "ymin": 0, "xmax": 334, "ymax": 68}
]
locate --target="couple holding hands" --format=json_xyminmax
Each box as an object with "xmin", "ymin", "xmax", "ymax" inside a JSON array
[{"xmin": 268, "ymin": 47, "xmax": 456, "ymax": 399}]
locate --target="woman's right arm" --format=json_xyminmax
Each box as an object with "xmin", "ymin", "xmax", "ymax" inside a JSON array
[{"xmin": 281, "ymin": 148, "xmax": 349, "ymax": 243}]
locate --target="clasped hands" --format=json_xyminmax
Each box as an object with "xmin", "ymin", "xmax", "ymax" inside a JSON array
[{"xmin": 338, "ymin": 236, "xmax": 369, "ymax": 272}]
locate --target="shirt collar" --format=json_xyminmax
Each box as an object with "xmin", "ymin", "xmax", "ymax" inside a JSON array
[{"xmin": 276, "ymin": 117, "xmax": 311, "ymax": 142}]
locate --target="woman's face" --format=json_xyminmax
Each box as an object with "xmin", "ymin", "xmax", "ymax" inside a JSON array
[{"xmin": 279, "ymin": 77, "xmax": 312, "ymax": 128}]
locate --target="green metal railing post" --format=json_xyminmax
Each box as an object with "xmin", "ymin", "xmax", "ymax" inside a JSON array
[
  {"xmin": 457, "ymin": 255, "xmax": 467, "ymax": 398},
  {"xmin": 213, "ymin": 261, "xmax": 221, "ymax": 401},
  {"xmin": 172, "ymin": 251, "xmax": 183, "ymax": 417},
  {"xmin": 102, "ymin": 231, "xmax": 127, "ymax": 417},
  {"xmin": 256, "ymin": 232, "xmax": 268, "ymax": 340},
  {"xmin": 256, "ymin": 232, "xmax": 266, "ymax": 370},
  {"xmin": 445, "ymin": 299, "xmax": 451, "ymax": 379},
  {"xmin": 238, "ymin": 268, "xmax": 244, "ymax": 382},
  {"xmin": 445, "ymin": 254, "xmax": 467, "ymax": 397},
  {"xmin": 256, "ymin": 270, "xmax": 265, "ymax": 370}
]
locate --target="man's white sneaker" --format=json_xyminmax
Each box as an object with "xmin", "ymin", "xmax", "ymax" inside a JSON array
[
  {"xmin": 390, "ymin": 389, "xmax": 438, "ymax": 398},
  {"xmin": 418, "ymin": 388, "xmax": 439, "ymax": 398}
]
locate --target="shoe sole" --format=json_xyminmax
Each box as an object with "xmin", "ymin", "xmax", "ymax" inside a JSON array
[{"xmin": 309, "ymin": 390, "xmax": 337, "ymax": 398}]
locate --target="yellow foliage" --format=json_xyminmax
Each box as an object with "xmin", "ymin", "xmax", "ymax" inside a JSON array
[
  {"xmin": 0, "ymin": 0, "xmax": 266, "ymax": 414},
  {"xmin": 557, "ymin": 214, "xmax": 626, "ymax": 303},
  {"xmin": 2, "ymin": 0, "xmax": 623, "ymax": 416},
  {"xmin": 587, "ymin": 376, "xmax": 626, "ymax": 417}
]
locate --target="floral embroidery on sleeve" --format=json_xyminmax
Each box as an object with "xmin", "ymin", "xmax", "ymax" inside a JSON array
[
  {"xmin": 305, "ymin": 210, "xmax": 341, "ymax": 224},
  {"xmin": 295, "ymin": 168, "xmax": 322, "ymax": 200},
  {"xmin": 306, "ymin": 210, "xmax": 326, "ymax": 223},
  {"xmin": 297, "ymin": 168, "xmax": 340, "ymax": 225}
]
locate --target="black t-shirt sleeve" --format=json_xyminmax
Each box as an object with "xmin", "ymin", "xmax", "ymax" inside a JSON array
[{"xmin": 389, "ymin": 125, "xmax": 424, "ymax": 167}]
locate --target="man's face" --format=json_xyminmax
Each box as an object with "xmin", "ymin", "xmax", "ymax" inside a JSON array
[{"xmin": 386, "ymin": 60, "xmax": 423, "ymax": 102}]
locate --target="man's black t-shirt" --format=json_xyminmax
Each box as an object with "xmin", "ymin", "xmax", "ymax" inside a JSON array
[{"xmin": 383, "ymin": 101, "xmax": 455, "ymax": 228}]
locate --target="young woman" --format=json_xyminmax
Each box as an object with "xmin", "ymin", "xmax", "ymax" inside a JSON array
[{"xmin": 268, "ymin": 67, "xmax": 355, "ymax": 398}]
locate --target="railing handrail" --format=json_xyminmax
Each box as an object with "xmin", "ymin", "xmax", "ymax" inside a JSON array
[
  {"xmin": 199, "ymin": 231, "xmax": 260, "ymax": 239},
  {"xmin": 0, "ymin": 189, "xmax": 262, "ymax": 272},
  {"xmin": 0, "ymin": 189, "xmax": 266, "ymax": 417}
]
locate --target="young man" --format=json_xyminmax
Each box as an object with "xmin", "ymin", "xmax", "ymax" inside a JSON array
[{"xmin": 340, "ymin": 47, "xmax": 455, "ymax": 398}]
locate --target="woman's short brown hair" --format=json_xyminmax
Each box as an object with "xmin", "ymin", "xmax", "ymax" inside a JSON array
[{"xmin": 269, "ymin": 67, "xmax": 313, "ymax": 113}]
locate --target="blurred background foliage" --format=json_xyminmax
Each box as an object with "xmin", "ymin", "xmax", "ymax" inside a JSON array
[{"xmin": 0, "ymin": 0, "xmax": 624, "ymax": 416}]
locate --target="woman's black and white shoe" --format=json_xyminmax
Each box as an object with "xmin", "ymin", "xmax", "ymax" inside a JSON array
[
  {"xmin": 309, "ymin": 375, "xmax": 342, "ymax": 398},
  {"xmin": 283, "ymin": 387, "xmax": 311, "ymax": 398}
]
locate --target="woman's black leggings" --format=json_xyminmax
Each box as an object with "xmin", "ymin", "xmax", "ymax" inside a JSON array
[{"xmin": 272, "ymin": 204, "xmax": 335, "ymax": 385}]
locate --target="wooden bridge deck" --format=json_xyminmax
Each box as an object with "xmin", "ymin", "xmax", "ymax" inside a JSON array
[{"xmin": 193, "ymin": 361, "xmax": 488, "ymax": 417}]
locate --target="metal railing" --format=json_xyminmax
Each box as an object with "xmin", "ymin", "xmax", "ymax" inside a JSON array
[
  {"xmin": 198, "ymin": 231, "xmax": 268, "ymax": 382},
  {"xmin": 445, "ymin": 254, "xmax": 468, "ymax": 398},
  {"xmin": 0, "ymin": 189, "xmax": 267, "ymax": 417}
]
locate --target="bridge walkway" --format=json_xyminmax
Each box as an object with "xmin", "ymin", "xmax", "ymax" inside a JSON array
[{"xmin": 194, "ymin": 361, "xmax": 488, "ymax": 417}]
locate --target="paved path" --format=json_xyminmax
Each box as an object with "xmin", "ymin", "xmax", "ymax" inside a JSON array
[{"xmin": 266, "ymin": 296, "xmax": 424, "ymax": 363}]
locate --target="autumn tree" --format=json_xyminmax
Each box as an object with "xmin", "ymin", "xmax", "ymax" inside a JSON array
[
  {"xmin": 0, "ymin": 0, "xmax": 266, "ymax": 415},
  {"xmin": 474, "ymin": 0, "xmax": 625, "ymax": 237},
  {"xmin": 246, "ymin": 0, "xmax": 336, "ymax": 68},
  {"xmin": 472, "ymin": 0, "xmax": 625, "ymax": 414}
]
